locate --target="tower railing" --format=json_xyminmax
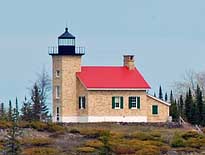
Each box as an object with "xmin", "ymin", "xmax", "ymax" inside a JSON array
[{"xmin": 48, "ymin": 46, "xmax": 85, "ymax": 55}]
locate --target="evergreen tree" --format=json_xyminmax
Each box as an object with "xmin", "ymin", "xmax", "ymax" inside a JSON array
[
  {"xmin": 165, "ymin": 92, "xmax": 168, "ymax": 102},
  {"xmin": 154, "ymin": 92, "xmax": 156, "ymax": 97},
  {"xmin": 170, "ymin": 90, "xmax": 174, "ymax": 103},
  {"xmin": 8, "ymin": 100, "xmax": 12, "ymax": 121},
  {"xmin": 170, "ymin": 99, "xmax": 179, "ymax": 122},
  {"xmin": 21, "ymin": 97, "xmax": 32, "ymax": 121},
  {"xmin": 4, "ymin": 108, "xmax": 21, "ymax": 155},
  {"xmin": 178, "ymin": 95, "xmax": 184, "ymax": 118},
  {"xmin": 195, "ymin": 85, "xmax": 204, "ymax": 125},
  {"xmin": 159, "ymin": 85, "xmax": 163, "ymax": 100},
  {"xmin": 0, "ymin": 102, "xmax": 5, "ymax": 120},
  {"xmin": 31, "ymin": 83, "xmax": 41, "ymax": 121},
  {"xmin": 15, "ymin": 97, "xmax": 19, "ymax": 121},
  {"xmin": 185, "ymin": 88, "xmax": 193, "ymax": 123},
  {"xmin": 31, "ymin": 83, "xmax": 48, "ymax": 121}
]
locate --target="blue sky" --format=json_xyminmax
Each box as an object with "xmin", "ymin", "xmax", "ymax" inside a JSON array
[{"xmin": 0, "ymin": 0, "xmax": 205, "ymax": 107}]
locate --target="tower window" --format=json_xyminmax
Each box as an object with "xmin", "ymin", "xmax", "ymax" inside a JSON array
[
  {"xmin": 56, "ymin": 70, "xmax": 60, "ymax": 77},
  {"xmin": 79, "ymin": 96, "xmax": 86, "ymax": 109},
  {"xmin": 58, "ymin": 39, "xmax": 75, "ymax": 46},
  {"xmin": 56, "ymin": 86, "xmax": 60, "ymax": 99},
  {"xmin": 56, "ymin": 107, "xmax": 60, "ymax": 122}
]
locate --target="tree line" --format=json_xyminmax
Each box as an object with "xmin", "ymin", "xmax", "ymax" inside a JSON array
[
  {"xmin": 157, "ymin": 84, "xmax": 205, "ymax": 126},
  {"xmin": 0, "ymin": 69, "xmax": 51, "ymax": 123}
]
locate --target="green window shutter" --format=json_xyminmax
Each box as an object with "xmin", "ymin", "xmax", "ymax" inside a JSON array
[
  {"xmin": 112, "ymin": 97, "xmax": 115, "ymax": 109},
  {"xmin": 83, "ymin": 96, "xmax": 86, "ymax": 109},
  {"xmin": 128, "ymin": 97, "xmax": 132, "ymax": 109},
  {"xmin": 79, "ymin": 97, "xmax": 81, "ymax": 109},
  {"xmin": 152, "ymin": 105, "xmax": 158, "ymax": 114},
  {"xmin": 120, "ymin": 97, "xmax": 123, "ymax": 109},
  {"xmin": 137, "ymin": 97, "xmax": 140, "ymax": 109}
]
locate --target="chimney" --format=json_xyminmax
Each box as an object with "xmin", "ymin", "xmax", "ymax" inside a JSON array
[{"xmin": 123, "ymin": 55, "xmax": 135, "ymax": 70}]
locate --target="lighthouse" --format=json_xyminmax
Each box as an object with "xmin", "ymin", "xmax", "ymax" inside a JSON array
[{"xmin": 49, "ymin": 28, "xmax": 85, "ymax": 122}]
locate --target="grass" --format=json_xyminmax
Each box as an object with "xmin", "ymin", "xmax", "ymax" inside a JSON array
[{"xmin": 1, "ymin": 122, "xmax": 205, "ymax": 154}]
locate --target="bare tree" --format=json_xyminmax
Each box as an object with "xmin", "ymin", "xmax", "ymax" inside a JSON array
[
  {"xmin": 172, "ymin": 69, "xmax": 205, "ymax": 98},
  {"xmin": 28, "ymin": 67, "xmax": 51, "ymax": 121}
]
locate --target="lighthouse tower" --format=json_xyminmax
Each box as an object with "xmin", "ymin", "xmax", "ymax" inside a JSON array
[{"xmin": 49, "ymin": 28, "xmax": 85, "ymax": 122}]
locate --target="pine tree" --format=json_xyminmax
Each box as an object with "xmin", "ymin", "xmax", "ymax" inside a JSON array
[
  {"xmin": 31, "ymin": 83, "xmax": 49, "ymax": 121},
  {"xmin": 15, "ymin": 97, "xmax": 19, "ymax": 121},
  {"xmin": 4, "ymin": 108, "xmax": 21, "ymax": 155},
  {"xmin": 165, "ymin": 92, "xmax": 168, "ymax": 102},
  {"xmin": 170, "ymin": 90, "xmax": 174, "ymax": 103},
  {"xmin": 8, "ymin": 100, "xmax": 12, "ymax": 121},
  {"xmin": 154, "ymin": 92, "xmax": 156, "ymax": 97},
  {"xmin": 159, "ymin": 85, "xmax": 163, "ymax": 100},
  {"xmin": 185, "ymin": 89, "xmax": 193, "ymax": 123},
  {"xmin": 21, "ymin": 97, "xmax": 32, "ymax": 121},
  {"xmin": 170, "ymin": 99, "xmax": 179, "ymax": 122},
  {"xmin": 178, "ymin": 95, "xmax": 185, "ymax": 118},
  {"xmin": 0, "ymin": 102, "xmax": 5, "ymax": 120},
  {"xmin": 31, "ymin": 83, "xmax": 41, "ymax": 121},
  {"xmin": 195, "ymin": 85, "xmax": 203, "ymax": 125}
]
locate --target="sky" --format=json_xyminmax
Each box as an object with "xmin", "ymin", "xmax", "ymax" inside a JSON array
[{"xmin": 0, "ymin": 0, "xmax": 205, "ymax": 108}]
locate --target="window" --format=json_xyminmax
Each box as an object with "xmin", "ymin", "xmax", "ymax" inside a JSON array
[
  {"xmin": 56, "ymin": 107, "xmax": 60, "ymax": 122},
  {"xmin": 152, "ymin": 105, "xmax": 158, "ymax": 115},
  {"xmin": 58, "ymin": 39, "xmax": 75, "ymax": 46},
  {"xmin": 79, "ymin": 96, "xmax": 86, "ymax": 109},
  {"xmin": 112, "ymin": 96, "xmax": 123, "ymax": 109},
  {"xmin": 56, "ymin": 70, "xmax": 60, "ymax": 77},
  {"xmin": 56, "ymin": 86, "xmax": 60, "ymax": 99},
  {"xmin": 129, "ymin": 96, "xmax": 140, "ymax": 109}
]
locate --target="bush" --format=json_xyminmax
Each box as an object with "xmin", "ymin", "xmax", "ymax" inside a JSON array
[
  {"xmin": 0, "ymin": 121, "xmax": 12, "ymax": 129},
  {"xmin": 181, "ymin": 131, "xmax": 203, "ymax": 140},
  {"xmin": 21, "ymin": 138, "xmax": 53, "ymax": 146},
  {"xmin": 185, "ymin": 138, "xmax": 203, "ymax": 149},
  {"xmin": 130, "ymin": 132, "xmax": 157, "ymax": 141},
  {"xmin": 23, "ymin": 147, "xmax": 59, "ymax": 155},
  {"xmin": 30, "ymin": 121, "xmax": 47, "ymax": 131},
  {"xmin": 69, "ymin": 128, "xmax": 80, "ymax": 134},
  {"xmin": 136, "ymin": 146, "xmax": 160, "ymax": 155},
  {"xmin": 81, "ymin": 129, "xmax": 109, "ymax": 139},
  {"xmin": 112, "ymin": 144, "xmax": 136, "ymax": 154},
  {"xmin": 18, "ymin": 121, "xmax": 30, "ymax": 128},
  {"xmin": 171, "ymin": 134, "xmax": 185, "ymax": 147},
  {"xmin": 77, "ymin": 146, "xmax": 95, "ymax": 153},
  {"xmin": 85, "ymin": 140, "xmax": 103, "ymax": 148},
  {"xmin": 46, "ymin": 123, "xmax": 66, "ymax": 133}
]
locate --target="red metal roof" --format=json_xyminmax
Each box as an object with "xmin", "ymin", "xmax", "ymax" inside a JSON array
[{"xmin": 76, "ymin": 66, "xmax": 150, "ymax": 89}]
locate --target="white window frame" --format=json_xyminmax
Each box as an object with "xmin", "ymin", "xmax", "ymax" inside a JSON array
[
  {"xmin": 114, "ymin": 96, "xmax": 121, "ymax": 109},
  {"xmin": 56, "ymin": 70, "xmax": 60, "ymax": 77},
  {"xmin": 152, "ymin": 104, "xmax": 159, "ymax": 115},
  {"xmin": 56, "ymin": 86, "xmax": 60, "ymax": 99},
  {"xmin": 130, "ymin": 96, "xmax": 137, "ymax": 109},
  {"xmin": 79, "ymin": 96, "xmax": 85, "ymax": 109}
]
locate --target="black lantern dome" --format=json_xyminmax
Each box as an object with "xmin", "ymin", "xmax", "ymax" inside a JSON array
[{"xmin": 49, "ymin": 28, "xmax": 85, "ymax": 55}]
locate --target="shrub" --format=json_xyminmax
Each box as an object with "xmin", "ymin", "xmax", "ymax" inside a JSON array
[
  {"xmin": 181, "ymin": 131, "xmax": 203, "ymax": 140},
  {"xmin": 171, "ymin": 134, "xmax": 185, "ymax": 147},
  {"xmin": 0, "ymin": 121, "xmax": 12, "ymax": 129},
  {"xmin": 160, "ymin": 145, "xmax": 171, "ymax": 154},
  {"xmin": 131, "ymin": 132, "xmax": 156, "ymax": 141},
  {"xmin": 30, "ymin": 121, "xmax": 47, "ymax": 131},
  {"xmin": 69, "ymin": 128, "xmax": 80, "ymax": 134},
  {"xmin": 18, "ymin": 121, "xmax": 30, "ymax": 128},
  {"xmin": 81, "ymin": 129, "xmax": 109, "ymax": 139},
  {"xmin": 136, "ymin": 146, "xmax": 160, "ymax": 155},
  {"xmin": 46, "ymin": 123, "xmax": 66, "ymax": 133},
  {"xmin": 185, "ymin": 138, "xmax": 203, "ymax": 149},
  {"xmin": 23, "ymin": 147, "xmax": 59, "ymax": 155},
  {"xmin": 77, "ymin": 146, "xmax": 95, "ymax": 153},
  {"xmin": 21, "ymin": 138, "xmax": 53, "ymax": 146},
  {"xmin": 85, "ymin": 140, "xmax": 103, "ymax": 148},
  {"xmin": 112, "ymin": 144, "xmax": 136, "ymax": 154}
]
